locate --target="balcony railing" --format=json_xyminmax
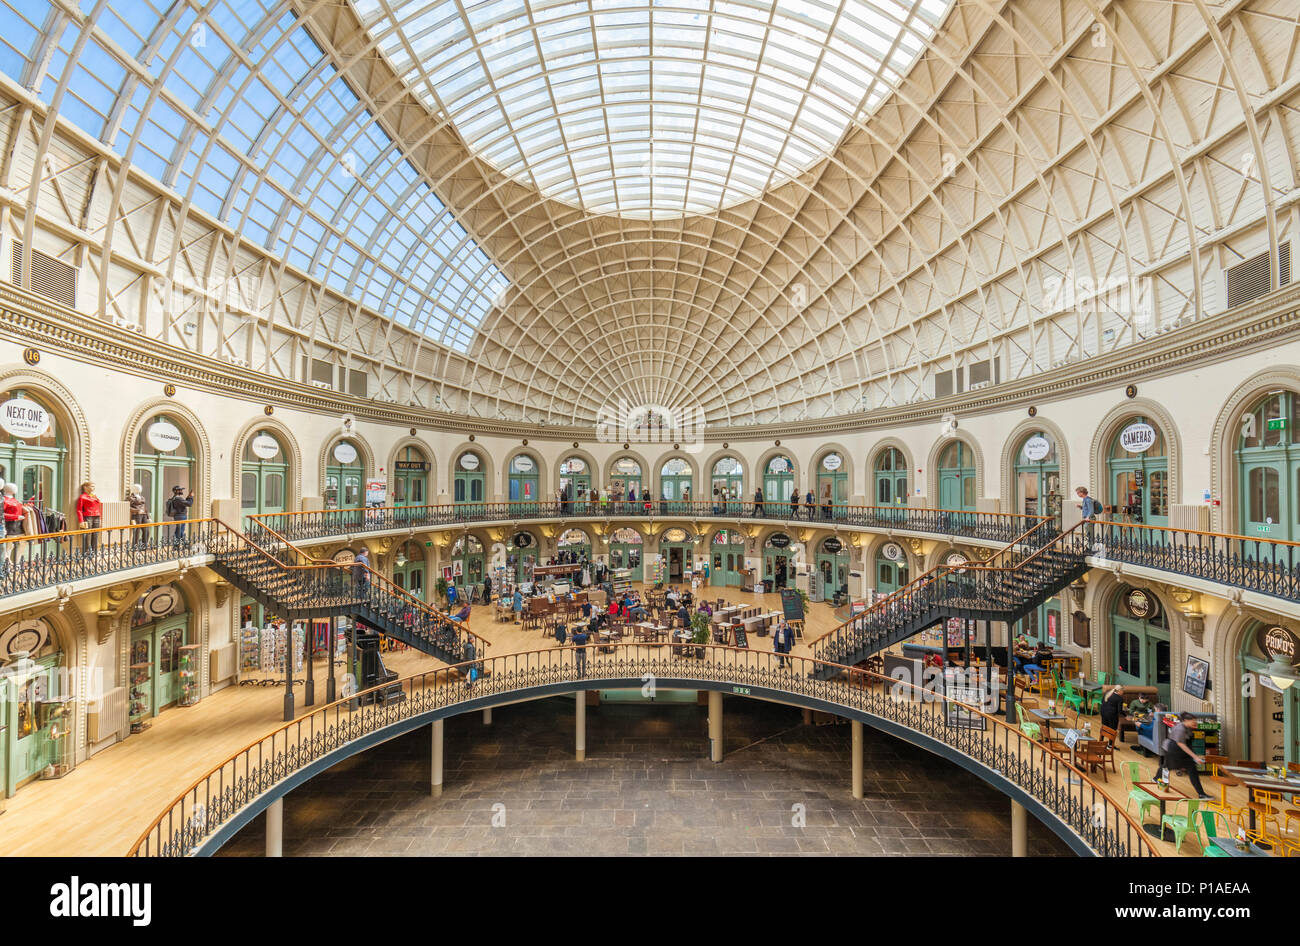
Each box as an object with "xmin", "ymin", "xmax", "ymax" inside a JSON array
[{"xmin": 127, "ymin": 643, "xmax": 1157, "ymax": 858}]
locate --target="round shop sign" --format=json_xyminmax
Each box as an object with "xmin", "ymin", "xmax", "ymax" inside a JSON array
[
  {"xmin": 767, "ymin": 533, "xmax": 791, "ymax": 548},
  {"xmin": 1258, "ymin": 625, "xmax": 1300, "ymax": 666},
  {"xmin": 333, "ymin": 441, "xmax": 358, "ymax": 465},
  {"xmin": 821, "ymin": 453, "xmax": 843, "ymax": 471},
  {"xmin": 1119, "ymin": 422, "xmax": 1157, "ymax": 454},
  {"xmin": 332, "ymin": 549, "xmax": 355, "ymax": 564},
  {"xmin": 822, "ymin": 537, "xmax": 843, "ymax": 554},
  {"xmin": 0, "ymin": 398, "xmax": 50, "ymax": 438},
  {"xmin": 1125, "ymin": 587, "xmax": 1158, "ymax": 620},
  {"xmin": 146, "ymin": 420, "xmax": 183, "ymax": 453},
  {"xmin": 882, "ymin": 542, "xmax": 904, "ymax": 561},
  {"xmin": 0, "ymin": 619, "xmax": 50, "ymax": 661},
  {"xmin": 459, "ymin": 452, "xmax": 480, "ymax": 471},
  {"xmin": 1023, "ymin": 435, "xmax": 1051, "ymax": 462},
  {"xmin": 512, "ymin": 455, "xmax": 535, "ymax": 472},
  {"xmin": 561, "ymin": 458, "xmax": 586, "ymax": 474},
  {"xmin": 143, "ymin": 585, "xmax": 181, "ymax": 619},
  {"xmin": 768, "ymin": 457, "xmax": 791, "ymax": 473},
  {"xmin": 513, "ymin": 532, "xmax": 534, "ymax": 548},
  {"xmin": 945, "ymin": 552, "xmax": 968, "ymax": 568},
  {"xmin": 250, "ymin": 433, "xmax": 280, "ymax": 459}
]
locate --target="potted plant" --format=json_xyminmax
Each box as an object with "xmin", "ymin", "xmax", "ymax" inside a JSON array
[
  {"xmin": 690, "ymin": 610, "xmax": 712, "ymax": 659},
  {"xmin": 434, "ymin": 576, "xmax": 449, "ymax": 608}
]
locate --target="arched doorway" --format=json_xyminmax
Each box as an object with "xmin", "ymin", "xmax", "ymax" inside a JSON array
[
  {"xmin": 816, "ymin": 536, "xmax": 849, "ymax": 594},
  {"xmin": 1107, "ymin": 418, "xmax": 1169, "ymax": 529},
  {"xmin": 816, "ymin": 452, "xmax": 847, "ymax": 520},
  {"xmin": 453, "ymin": 450, "xmax": 486, "ymax": 504},
  {"xmin": 559, "ymin": 457, "xmax": 591, "ymax": 511},
  {"xmin": 763, "ymin": 532, "xmax": 796, "ymax": 590},
  {"xmin": 762, "ymin": 455, "xmax": 795, "ymax": 504},
  {"xmin": 659, "ymin": 457, "xmax": 693, "ymax": 512},
  {"xmin": 324, "ymin": 439, "xmax": 364, "ymax": 509},
  {"xmin": 1014, "ymin": 431, "xmax": 1062, "ymax": 520},
  {"xmin": 874, "ymin": 447, "xmax": 908, "ymax": 506},
  {"xmin": 0, "ymin": 617, "xmax": 71, "ymax": 796},
  {"xmin": 874, "ymin": 542, "xmax": 910, "ymax": 596},
  {"xmin": 710, "ymin": 529, "xmax": 745, "ymax": 587},
  {"xmin": 1238, "ymin": 622, "xmax": 1299, "ymax": 764},
  {"xmin": 241, "ymin": 429, "xmax": 288, "ymax": 525},
  {"xmin": 658, "ymin": 528, "xmax": 695, "ymax": 583},
  {"xmin": 1110, "ymin": 585, "xmax": 1171, "ymax": 705},
  {"xmin": 711, "ymin": 456, "xmax": 744, "ymax": 513},
  {"xmin": 0, "ymin": 388, "xmax": 67, "ymax": 511},
  {"xmin": 1235, "ymin": 390, "xmax": 1299, "ymax": 540},
  {"xmin": 133, "ymin": 415, "xmax": 196, "ymax": 524},
  {"xmin": 508, "ymin": 453, "xmax": 540, "ymax": 503},
  {"xmin": 937, "ymin": 441, "xmax": 977, "ymax": 512},
  {"xmin": 393, "ymin": 446, "xmax": 430, "ymax": 508},
  {"xmin": 608, "ymin": 528, "xmax": 644, "ymax": 581},
  {"xmin": 507, "ymin": 531, "xmax": 538, "ymax": 583},
  {"xmin": 392, "ymin": 540, "xmax": 426, "ymax": 601},
  {"xmin": 610, "ymin": 457, "xmax": 642, "ymax": 506},
  {"xmin": 557, "ymin": 528, "xmax": 591, "ymax": 565},
  {"xmin": 451, "ymin": 535, "xmax": 485, "ymax": 587},
  {"xmin": 128, "ymin": 583, "xmax": 194, "ymax": 726}
]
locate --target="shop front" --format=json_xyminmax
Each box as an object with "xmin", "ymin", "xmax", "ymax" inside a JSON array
[
  {"xmin": 128, "ymin": 584, "xmax": 195, "ymax": 726},
  {"xmin": 711, "ymin": 529, "xmax": 745, "ymax": 586},
  {"xmin": 393, "ymin": 448, "xmax": 430, "ymax": 508},
  {"xmin": 816, "ymin": 536, "xmax": 849, "ymax": 593},
  {"xmin": 658, "ymin": 528, "xmax": 695, "ymax": 582},
  {"xmin": 815, "ymin": 452, "xmax": 848, "ymax": 519},
  {"xmin": 132, "ymin": 415, "xmax": 196, "ymax": 524},
  {"xmin": 608, "ymin": 528, "xmax": 644, "ymax": 580},
  {"xmin": 559, "ymin": 457, "xmax": 591, "ymax": 510},
  {"xmin": 392, "ymin": 540, "xmax": 425, "ymax": 600},
  {"xmin": 874, "ymin": 447, "xmax": 908, "ymax": 506},
  {"xmin": 507, "ymin": 531, "xmax": 538, "ymax": 583},
  {"xmin": 1014, "ymin": 431, "xmax": 1062, "ymax": 520},
  {"xmin": 557, "ymin": 528, "xmax": 591, "ymax": 565},
  {"xmin": 1236, "ymin": 390, "xmax": 1299, "ymax": 541},
  {"xmin": 763, "ymin": 456, "xmax": 795, "ymax": 504},
  {"xmin": 454, "ymin": 451, "xmax": 487, "ymax": 504},
  {"xmin": 610, "ymin": 457, "xmax": 642, "ymax": 505},
  {"xmin": 241, "ymin": 429, "xmax": 288, "ymax": 525},
  {"xmin": 508, "ymin": 454, "xmax": 540, "ymax": 503},
  {"xmin": 1110, "ymin": 586, "xmax": 1171, "ymax": 705},
  {"xmin": 1239, "ymin": 622, "xmax": 1299, "ymax": 764},
  {"xmin": 711, "ymin": 456, "xmax": 744, "ymax": 513},
  {"xmin": 659, "ymin": 458, "xmax": 693, "ymax": 511},
  {"xmin": 763, "ymin": 532, "xmax": 796, "ymax": 589},
  {"xmin": 324, "ymin": 439, "xmax": 364, "ymax": 510},
  {"xmin": 0, "ymin": 388, "xmax": 67, "ymax": 511},
  {"xmin": 0, "ymin": 618, "xmax": 71, "ymax": 796},
  {"xmin": 1107, "ymin": 418, "xmax": 1169, "ymax": 529},
  {"xmin": 450, "ymin": 535, "xmax": 485, "ymax": 587},
  {"xmin": 875, "ymin": 542, "xmax": 909, "ymax": 596}
]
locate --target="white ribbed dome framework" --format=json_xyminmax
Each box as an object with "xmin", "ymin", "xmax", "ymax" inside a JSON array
[{"xmin": 0, "ymin": 0, "xmax": 1296, "ymax": 426}]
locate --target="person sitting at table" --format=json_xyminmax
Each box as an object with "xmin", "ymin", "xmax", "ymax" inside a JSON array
[
  {"xmin": 666, "ymin": 586, "xmax": 681, "ymax": 608},
  {"xmin": 607, "ymin": 598, "xmax": 620, "ymax": 619},
  {"xmin": 1012, "ymin": 634, "xmax": 1033, "ymax": 673},
  {"xmin": 676, "ymin": 602, "xmax": 690, "ymax": 629},
  {"xmin": 450, "ymin": 602, "xmax": 471, "ymax": 623},
  {"xmin": 1127, "ymin": 692, "xmax": 1154, "ymax": 719}
]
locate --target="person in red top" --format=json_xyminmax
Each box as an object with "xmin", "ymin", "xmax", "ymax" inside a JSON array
[
  {"xmin": 76, "ymin": 481, "xmax": 103, "ymax": 551},
  {"xmin": 2, "ymin": 483, "xmax": 22, "ymax": 536}
]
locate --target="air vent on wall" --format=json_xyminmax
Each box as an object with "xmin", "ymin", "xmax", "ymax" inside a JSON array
[
  {"xmin": 1227, "ymin": 243, "xmax": 1290, "ymax": 309},
  {"xmin": 11, "ymin": 242, "xmax": 77, "ymax": 308}
]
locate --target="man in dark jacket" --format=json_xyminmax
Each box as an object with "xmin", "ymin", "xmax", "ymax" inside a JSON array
[
  {"xmin": 773, "ymin": 620, "xmax": 795, "ymax": 669},
  {"xmin": 572, "ymin": 626, "xmax": 589, "ymax": 677},
  {"xmin": 165, "ymin": 485, "xmax": 194, "ymax": 542}
]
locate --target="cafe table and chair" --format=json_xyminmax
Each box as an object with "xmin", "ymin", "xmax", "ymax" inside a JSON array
[
  {"xmin": 1220, "ymin": 764, "xmax": 1298, "ymax": 838},
  {"xmin": 1204, "ymin": 774, "xmax": 1243, "ymax": 822},
  {"xmin": 1137, "ymin": 780, "xmax": 1191, "ymax": 842}
]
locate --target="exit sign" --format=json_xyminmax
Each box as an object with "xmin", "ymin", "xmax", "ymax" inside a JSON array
[{"xmin": 1267, "ymin": 418, "xmax": 1288, "ymax": 430}]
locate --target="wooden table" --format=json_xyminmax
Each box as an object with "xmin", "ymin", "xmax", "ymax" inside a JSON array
[
  {"xmin": 1218, "ymin": 765, "xmax": 1300, "ymax": 835},
  {"xmin": 1138, "ymin": 781, "xmax": 1189, "ymax": 841},
  {"xmin": 1029, "ymin": 708, "xmax": 1066, "ymax": 732}
]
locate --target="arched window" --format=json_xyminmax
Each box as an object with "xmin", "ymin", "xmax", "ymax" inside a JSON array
[
  {"xmin": 874, "ymin": 542, "xmax": 910, "ymax": 595},
  {"xmin": 451, "ymin": 534, "xmax": 485, "ymax": 585},
  {"xmin": 710, "ymin": 530, "xmax": 746, "ymax": 587},
  {"xmin": 660, "ymin": 457, "xmax": 693, "ymax": 502},
  {"xmin": 763, "ymin": 455, "xmax": 795, "ymax": 502},
  {"xmin": 937, "ymin": 441, "xmax": 976, "ymax": 511},
  {"xmin": 1109, "ymin": 586, "xmax": 1170, "ymax": 704},
  {"xmin": 762, "ymin": 531, "xmax": 795, "ymax": 588},
  {"xmin": 393, "ymin": 540, "xmax": 425, "ymax": 600},
  {"xmin": 873, "ymin": 447, "xmax": 908, "ymax": 505},
  {"xmin": 454, "ymin": 451, "xmax": 486, "ymax": 504},
  {"xmin": 1236, "ymin": 391, "xmax": 1299, "ymax": 540},
  {"xmin": 658, "ymin": 528, "xmax": 694, "ymax": 582},
  {"xmin": 134, "ymin": 415, "xmax": 196, "ymax": 522},
  {"xmin": 609, "ymin": 528, "xmax": 644, "ymax": 580},
  {"xmin": 559, "ymin": 457, "xmax": 590, "ymax": 505},
  {"xmin": 508, "ymin": 453, "xmax": 540, "ymax": 503},
  {"xmin": 711, "ymin": 457, "xmax": 744, "ymax": 509},
  {"xmin": 392, "ymin": 446, "xmax": 429, "ymax": 507},
  {"xmin": 816, "ymin": 536, "xmax": 849, "ymax": 593},
  {"xmin": 1014, "ymin": 431, "xmax": 1061, "ymax": 519},
  {"xmin": 324, "ymin": 439, "xmax": 363, "ymax": 509},
  {"xmin": 816, "ymin": 452, "xmax": 847, "ymax": 518},
  {"xmin": 610, "ymin": 457, "xmax": 642, "ymax": 500},
  {"xmin": 241, "ymin": 430, "xmax": 288, "ymax": 522},
  {"xmin": 1107, "ymin": 418, "xmax": 1168, "ymax": 527},
  {"xmin": 0, "ymin": 389, "xmax": 67, "ymax": 510}
]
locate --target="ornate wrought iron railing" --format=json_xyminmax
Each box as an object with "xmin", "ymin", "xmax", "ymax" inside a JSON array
[{"xmin": 127, "ymin": 643, "xmax": 1157, "ymax": 858}]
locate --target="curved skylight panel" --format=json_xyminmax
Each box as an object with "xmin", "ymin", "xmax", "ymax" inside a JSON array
[
  {"xmin": 0, "ymin": 0, "xmax": 509, "ymax": 353},
  {"xmin": 356, "ymin": 0, "xmax": 953, "ymax": 218}
]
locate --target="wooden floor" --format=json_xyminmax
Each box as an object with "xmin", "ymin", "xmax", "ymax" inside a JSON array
[{"xmin": 0, "ymin": 583, "xmax": 1271, "ymax": 857}]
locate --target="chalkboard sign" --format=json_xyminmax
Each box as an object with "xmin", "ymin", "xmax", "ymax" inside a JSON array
[
  {"xmin": 943, "ymin": 677, "xmax": 987, "ymax": 730},
  {"xmin": 779, "ymin": 588, "xmax": 804, "ymax": 621},
  {"xmin": 732, "ymin": 621, "xmax": 748, "ymax": 648}
]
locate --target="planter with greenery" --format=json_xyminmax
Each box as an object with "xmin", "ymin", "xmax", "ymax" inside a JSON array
[
  {"xmin": 690, "ymin": 610, "xmax": 712, "ymax": 659},
  {"xmin": 434, "ymin": 576, "xmax": 449, "ymax": 609}
]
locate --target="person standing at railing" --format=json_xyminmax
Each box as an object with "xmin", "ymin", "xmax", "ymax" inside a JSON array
[
  {"xmin": 76, "ymin": 482, "xmax": 103, "ymax": 552},
  {"xmin": 773, "ymin": 619, "xmax": 794, "ymax": 669},
  {"xmin": 1075, "ymin": 486, "xmax": 1102, "ymax": 547},
  {"xmin": 462, "ymin": 635, "xmax": 477, "ymax": 690},
  {"xmin": 353, "ymin": 547, "xmax": 371, "ymax": 598},
  {"xmin": 789, "ymin": 488, "xmax": 800, "ymax": 520},
  {"xmin": 804, "ymin": 487, "xmax": 816, "ymax": 521},
  {"xmin": 165, "ymin": 485, "xmax": 194, "ymax": 543},
  {"xmin": 753, "ymin": 487, "xmax": 765, "ymax": 517},
  {"xmin": 127, "ymin": 483, "xmax": 149, "ymax": 547},
  {"xmin": 821, "ymin": 483, "xmax": 833, "ymax": 520}
]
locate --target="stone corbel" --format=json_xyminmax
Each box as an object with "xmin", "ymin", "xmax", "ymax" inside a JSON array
[
  {"xmin": 905, "ymin": 538, "xmax": 925, "ymax": 556},
  {"xmin": 96, "ymin": 583, "xmax": 138, "ymax": 645},
  {"xmin": 1182, "ymin": 611, "xmax": 1206, "ymax": 648},
  {"xmin": 213, "ymin": 579, "xmax": 234, "ymax": 610}
]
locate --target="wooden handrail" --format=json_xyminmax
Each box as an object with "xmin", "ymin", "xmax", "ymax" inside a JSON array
[
  {"xmin": 126, "ymin": 641, "xmax": 1157, "ymax": 857},
  {"xmin": 0, "ymin": 515, "xmax": 217, "ymax": 547}
]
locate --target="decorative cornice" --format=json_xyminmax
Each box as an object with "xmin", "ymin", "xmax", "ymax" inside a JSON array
[{"xmin": 2, "ymin": 280, "xmax": 1299, "ymax": 442}]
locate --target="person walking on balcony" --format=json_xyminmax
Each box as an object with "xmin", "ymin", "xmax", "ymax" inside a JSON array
[
  {"xmin": 773, "ymin": 619, "xmax": 794, "ymax": 669},
  {"xmin": 804, "ymin": 487, "xmax": 816, "ymax": 521},
  {"xmin": 353, "ymin": 547, "xmax": 371, "ymax": 598},
  {"xmin": 166, "ymin": 485, "xmax": 194, "ymax": 543},
  {"xmin": 789, "ymin": 488, "xmax": 800, "ymax": 520},
  {"xmin": 1076, "ymin": 486, "xmax": 1102, "ymax": 548},
  {"xmin": 753, "ymin": 487, "xmax": 765, "ymax": 517}
]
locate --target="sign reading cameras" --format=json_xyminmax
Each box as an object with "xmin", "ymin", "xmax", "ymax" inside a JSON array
[{"xmin": 596, "ymin": 399, "xmax": 704, "ymax": 453}]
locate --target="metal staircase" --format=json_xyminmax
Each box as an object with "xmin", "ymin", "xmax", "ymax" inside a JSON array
[
  {"xmin": 810, "ymin": 521, "xmax": 1089, "ymax": 678},
  {"xmin": 207, "ymin": 521, "xmax": 485, "ymax": 667}
]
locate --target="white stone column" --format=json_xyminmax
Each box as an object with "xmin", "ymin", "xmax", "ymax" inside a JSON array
[
  {"xmin": 1011, "ymin": 799, "xmax": 1027, "ymax": 857},
  {"xmin": 265, "ymin": 798, "xmax": 283, "ymax": 857},
  {"xmin": 431, "ymin": 719, "xmax": 444, "ymax": 797},
  {"xmin": 851, "ymin": 720, "xmax": 864, "ymax": 799},
  {"xmin": 576, "ymin": 692, "xmax": 586, "ymax": 761},
  {"xmin": 708, "ymin": 691, "xmax": 723, "ymax": 763},
  {"xmin": 482, "ymin": 707, "xmax": 492, "ymax": 725}
]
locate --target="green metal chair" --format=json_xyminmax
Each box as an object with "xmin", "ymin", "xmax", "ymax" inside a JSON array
[
  {"xmin": 1084, "ymin": 676, "xmax": 1106, "ymax": 714},
  {"xmin": 1057, "ymin": 679, "xmax": 1084, "ymax": 714},
  {"xmin": 1161, "ymin": 799, "xmax": 1202, "ymax": 853},
  {"xmin": 1015, "ymin": 703, "xmax": 1041, "ymax": 740},
  {"xmin": 1125, "ymin": 761, "xmax": 1159, "ymax": 823},
  {"xmin": 1199, "ymin": 809, "xmax": 1233, "ymax": 857}
]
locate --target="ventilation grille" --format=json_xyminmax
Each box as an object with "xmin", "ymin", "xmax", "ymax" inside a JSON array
[
  {"xmin": 86, "ymin": 686, "xmax": 127, "ymax": 743},
  {"xmin": 1227, "ymin": 243, "xmax": 1290, "ymax": 308},
  {"xmin": 11, "ymin": 243, "xmax": 77, "ymax": 307}
]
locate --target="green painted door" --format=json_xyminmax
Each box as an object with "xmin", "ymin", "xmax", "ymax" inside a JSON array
[
  {"xmin": 875, "ymin": 555, "xmax": 908, "ymax": 595},
  {"xmin": 455, "ymin": 470, "xmax": 486, "ymax": 504},
  {"xmin": 325, "ymin": 465, "xmax": 363, "ymax": 509},
  {"xmin": 5, "ymin": 654, "xmax": 64, "ymax": 794},
  {"xmin": 763, "ymin": 457, "xmax": 795, "ymax": 504},
  {"xmin": 1237, "ymin": 392, "xmax": 1299, "ymax": 541},
  {"xmin": 711, "ymin": 531, "xmax": 744, "ymax": 586},
  {"xmin": 241, "ymin": 463, "xmax": 287, "ymax": 527},
  {"xmin": 394, "ymin": 559, "xmax": 426, "ymax": 600},
  {"xmin": 1112, "ymin": 615, "xmax": 1171, "ymax": 705},
  {"xmin": 763, "ymin": 548, "xmax": 795, "ymax": 588},
  {"xmin": 394, "ymin": 468, "xmax": 428, "ymax": 507},
  {"xmin": 132, "ymin": 617, "xmax": 189, "ymax": 715},
  {"xmin": 609, "ymin": 537, "xmax": 644, "ymax": 580}
]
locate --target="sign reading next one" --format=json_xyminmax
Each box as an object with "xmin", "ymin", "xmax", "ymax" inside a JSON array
[{"xmin": 0, "ymin": 398, "xmax": 50, "ymax": 438}]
